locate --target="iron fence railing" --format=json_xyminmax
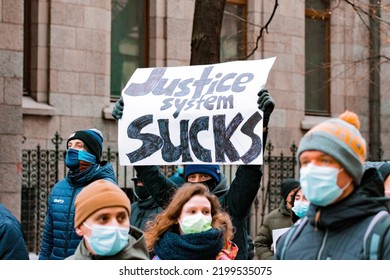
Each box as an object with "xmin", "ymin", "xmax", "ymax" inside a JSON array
[{"xmin": 21, "ymin": 132, "xmax": 299, "ymax": 254}]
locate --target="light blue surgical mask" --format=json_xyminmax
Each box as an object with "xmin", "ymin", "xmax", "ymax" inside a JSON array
[
  {"xmin": 65, "ymin": 148, "xmax": 96, "ymax": 170},
  {"xmin": 83, "ymin": 223, "xmax": 129, "ymax": 256},
  {"xmin": 177, "ymin": 165, "xmax": 184, "ymax": 175},
  {"xmin": 300, "ymin": 164, "xmax": 351, "ymax": 207},
  {"xmin": 292, "ymin": 200, "xmax": 310, "ymax": 218}
]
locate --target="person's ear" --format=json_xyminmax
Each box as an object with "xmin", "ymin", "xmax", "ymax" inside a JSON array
[{"xmin": 75, "ymin": 227, "xmax": 85, "ymax": 237}]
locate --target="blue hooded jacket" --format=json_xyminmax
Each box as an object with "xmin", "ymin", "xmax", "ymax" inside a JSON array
[{"xmin": 0, "ymin": 204, "xmax": 29, "ymax": 260}]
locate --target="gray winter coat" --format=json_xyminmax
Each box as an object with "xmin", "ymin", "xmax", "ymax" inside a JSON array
[
  {"xmin": 275, "ymin": 168, "xmax": 390, "ymax": 260},
  {"xmin": 254, "ymin": 200, "xmax": 293, "ymax": 260}
]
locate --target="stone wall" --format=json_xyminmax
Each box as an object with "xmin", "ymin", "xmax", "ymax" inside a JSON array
[{"xmin": 0, "ymin": 0, "xmax": 24, "ymax": 218}]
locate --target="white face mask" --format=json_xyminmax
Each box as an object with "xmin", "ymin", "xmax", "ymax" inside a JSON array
[
  {"xmin": 300, "ymin": 164, "xmax": 351, "ymax": 207},
  {"xmin": 178, "ymin": 213, "xmax": 212, "ymax": 234},
  {"xmin": 83, "ymin": 223, "xmax": 129, "ymax": 256}
]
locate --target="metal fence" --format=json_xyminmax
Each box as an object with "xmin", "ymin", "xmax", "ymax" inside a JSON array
[{"xmin": 21, "ymin": 132, "xmax": 298, "ymax": 254}]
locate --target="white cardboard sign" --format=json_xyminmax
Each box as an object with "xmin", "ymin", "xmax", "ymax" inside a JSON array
[{"xmin": 118, "ymin": 57, "xmax": 276, "ymax": 166}]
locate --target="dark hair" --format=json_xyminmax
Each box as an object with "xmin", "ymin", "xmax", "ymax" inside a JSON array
[{"xmin": 290, "ymin": 187, "xmax": 302, "ymax": 223}]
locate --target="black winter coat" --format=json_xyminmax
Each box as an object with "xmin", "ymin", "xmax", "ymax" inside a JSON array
[{"xmin": 131, "ymin": 197, "xmax": 163, "ymax": 231}]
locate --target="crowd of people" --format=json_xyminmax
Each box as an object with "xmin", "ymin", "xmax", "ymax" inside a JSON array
[{"xmin": 3, "ymin": 87, "xmax": 390, "ymax": 260}]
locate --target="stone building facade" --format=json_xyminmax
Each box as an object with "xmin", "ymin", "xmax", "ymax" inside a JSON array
[{"xmin": 1, "ymin": 0, "xmax": 390, "ymax": 226}]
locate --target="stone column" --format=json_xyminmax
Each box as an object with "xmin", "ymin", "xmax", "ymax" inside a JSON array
[{"xmin": 0, "ymin": 0, "xmax": 24, "ymax": 219}]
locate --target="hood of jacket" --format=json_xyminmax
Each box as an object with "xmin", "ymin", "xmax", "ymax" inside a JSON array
[{"xmin": 210, "ymin": 174, "xmax": 230, "ymax": 197}]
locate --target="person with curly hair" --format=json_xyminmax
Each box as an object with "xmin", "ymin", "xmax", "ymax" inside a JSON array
[{"xmin": 144, "ymin": 183, "xmax": 237, "ymax": 260}]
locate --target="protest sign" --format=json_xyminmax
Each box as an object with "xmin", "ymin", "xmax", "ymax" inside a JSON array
[{"xmin": 118, "ymin": 57, "xmax": 276, "ymax": 165}]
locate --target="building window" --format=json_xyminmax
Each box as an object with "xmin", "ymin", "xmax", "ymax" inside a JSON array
[
  {"xmin": 305, "ymin": 0, "xmax": 331, "ymax": 116},
  {"xmin": 111, "ymin": 0, "xmax": 148, "ymax": 99},
  {"xmin": 221, "ymin": 0, "xmax": 247, "ymax": 62}
]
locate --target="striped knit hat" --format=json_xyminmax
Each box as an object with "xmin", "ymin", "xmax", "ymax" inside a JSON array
[{"xmin": 297, "ymin": 110, "xmax": 366, "ymax": 184}]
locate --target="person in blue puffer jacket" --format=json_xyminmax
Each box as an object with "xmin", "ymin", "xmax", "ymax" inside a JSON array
[
  {"xmin": 38, "ymin": 129, "xmax": 117, "ymax": 260},
  {"xmin": 0, "ymin": 203, "xmax": 29, "ymax": 260}
]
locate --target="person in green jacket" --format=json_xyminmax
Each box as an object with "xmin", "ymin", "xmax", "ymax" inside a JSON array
[
  {"xmin": 254, "ymin": 178, "xmax": 300, "ymax": 260},
  {"xmin": 66, "ymin": 179, "xmax": 149, "ymax": 260}
]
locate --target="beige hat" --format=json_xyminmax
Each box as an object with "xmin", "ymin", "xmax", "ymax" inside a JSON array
[{"xmin": 74, "ymin": 179, "xmax": 130, "ymax": 228}]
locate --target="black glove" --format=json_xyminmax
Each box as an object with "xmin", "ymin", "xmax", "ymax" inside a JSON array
[
  {"xmin": 112, "ymin": 96, "xmax": 124, "ymax": 120},
  {"xmin": 257, "ymin": 88, "xmax": 275, "ymax": 128}
]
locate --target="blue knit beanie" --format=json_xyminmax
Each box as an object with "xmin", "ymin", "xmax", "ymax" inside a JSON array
[
  {"xmin": 184, "ymin": 164, "xmax": 221, "ymax": 184},
  {"xmin": 67, "ymin": 128, "xmax": 104, "ymax": 162}
]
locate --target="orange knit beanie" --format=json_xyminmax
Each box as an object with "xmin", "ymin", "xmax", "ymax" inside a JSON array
[{"xmin": 74, "ymin": 179, "xmax": 130, "ymax": 228}]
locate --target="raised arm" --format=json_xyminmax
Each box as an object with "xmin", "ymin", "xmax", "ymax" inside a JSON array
[
  {"xmin": 134, "ymin": 165, "xmax": 178, "ymax": 209},
  {"xmin": 220, "ymin": 88, "xmax": 275, "ymax": 218}
]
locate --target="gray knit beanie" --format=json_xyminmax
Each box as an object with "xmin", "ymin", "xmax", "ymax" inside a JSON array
[{"xmin": 297, "ymin": 111, "xmax": 366, "ymax": 184}]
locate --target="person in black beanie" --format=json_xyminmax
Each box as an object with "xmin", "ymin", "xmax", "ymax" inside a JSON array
[
  {"xmin": 39, "ymin": 128, "xmax": 117, "ymax": 260},
  {"xmin": 280, "ymin": 178, "xmax": 302, "ymax": 210},
  {"xmin": 130, "ymin": 176, "xmax": 163, "ymax": 232},
  {"xmin": 66, "ymin": 129, "xmax": 104, "ymax": 163},
  {"xmin": 254, "ymin": 178, "xmax": 300, "ymax": 260}
]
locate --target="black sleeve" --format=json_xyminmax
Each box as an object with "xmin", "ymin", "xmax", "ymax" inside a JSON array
[{"xmin": 134, "ymin": 165, "xmax": 178, "ymax": 208}]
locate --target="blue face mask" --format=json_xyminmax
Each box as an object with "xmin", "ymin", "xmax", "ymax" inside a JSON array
[
  {"xmin": 83, "ymin": 223, "xmax": 129, "ymax": 256},
  {"xmin": 177, "ymin": 166, "xmax": 184, "ymax": 175},
  {"xmin": 65, "ymin": 148, "xmax": 96, "ymax": 170},
  {"xmin": 300, "ymin": 164, "xmax": 350, "ymax": 207},
  {"xmin": 292, "ymin": 200, "xmax": 310, "ymax": 218}
]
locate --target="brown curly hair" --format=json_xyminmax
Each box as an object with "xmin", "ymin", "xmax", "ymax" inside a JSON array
[{"xmin": 144, "ymin": 183, "xmax": 234, "ymax": 252}]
